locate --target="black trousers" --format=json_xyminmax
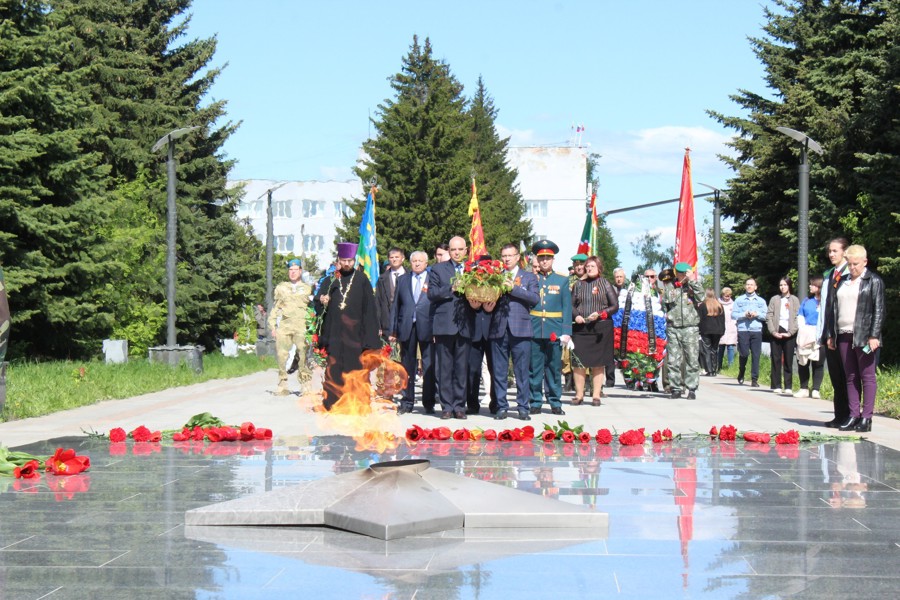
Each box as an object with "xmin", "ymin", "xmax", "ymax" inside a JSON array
[
  {"xmin": 699, "ymin": 334, "xmax": 721, "ymax": 375},
  {"xmin": 433, "ymin": 334, "xmax": 470, "ymax": 414},
  {"xmin": 825, "ymin": 344, "xmax": 849, "ymax": 421},
  {"xmin": 769, "ymin": 332, "xmax": 797, "ymax": 389}
]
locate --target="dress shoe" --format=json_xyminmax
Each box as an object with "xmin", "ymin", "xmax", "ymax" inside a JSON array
[
  {"xmin": 397, "ymin": 406, "xmax": 412, "ymax": 415},
  {"xmin": 424, "ymin": 407, "xmax": 436, "ymax": 415},
  {"xmin": 737, "ymin": 375, "xmax": 744, "ymax": 385},
  {"xmin": 671, "ymin": 389, "xmax": 682, "ymax": 399},
  {"xmin": 529, "ymin": 407, "xmax": 542, "ymax": 415},
  {"xmin": 823, "ymin": 419, "xmax": 839, "ymax": 428},
  {"xmin": 854, "ymin": 418, "xmax": 872, "ymax": 432},
  {"xmin": 494, "ymin": 410, "xmax": 508, "ymax": 420},
  {"xmin": 454, "ymin": 411, "xmax": 467, "ymax": 420},
  {"xmin": 466, "ymin": 407, "xmax": 480, "ymax": 415},
  {"xmin": 517, "ymin": 411, "xmax": 532, "ymax": 421},
  {"xmin": 551, "ymin": 407, "xmax": 566, "ymax": 415},
  {"xmin": 751, "ymin": 381, "xmax": 760, "ymax": 388},
  {"xmin": 441, "ymin": 411, "xmax": 452, "ymax": 420},
  {"xmin": 687, "ymin": 390, "xmax": 697, "ymax": 400},
  {"xmin": 838, "ymin": 416, "xmax": 860, "ymax": 431}
]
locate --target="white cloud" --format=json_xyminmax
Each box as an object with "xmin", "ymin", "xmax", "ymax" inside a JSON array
[
  {"xmin": 594, "ymin": 126, "xmax": 735, "ymax": 177},
  {"xmin": 497, "ymin": 124, "xmax": 538, "ymax": 146},
  {"xmin": 319, "ymin": 165, "xmax": 356, "ymax": 181}
]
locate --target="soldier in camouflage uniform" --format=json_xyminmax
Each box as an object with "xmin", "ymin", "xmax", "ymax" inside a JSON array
[
  {"xmin": 268, "ymin": 259, "xmax": 312, "ymax": 396},
  {"xmin": 662, "ymin": 262, "xmax": 704, "ymax": 399},
  {"xmin": 0, "ymin": 266, "xmax": 9, "ymax": 363}
]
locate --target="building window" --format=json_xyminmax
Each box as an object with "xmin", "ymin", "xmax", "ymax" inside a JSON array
[
  {"xmin": 525, "ymin": 200, "xmax": 547, "ymax": 218},
  {"xmin": 302, "ymin": 200, "xmax": 326, "ymax": 218},
  {"xmin": 275, "ymin": 235, "xmax": 294, "ymax": 252},
  {"xmin": 303, "ymin": 234, "xmax": 325, "ymax": 253},
  {"xmin": 333, "ymin": 201, "xmax": 354, "ymax": 219},
  {"xmin": 273, "ymin": 200, "xmax": 292, "ymax": 218}
]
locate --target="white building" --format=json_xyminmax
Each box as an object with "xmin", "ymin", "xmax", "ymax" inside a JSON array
[
  {"xmin": 231, "ymin": 178, "xmax": 363, "ymax": 270},
  {"xmin": 231, "ymin": 146, "xmax": 588, "ymax": 269},
  {"xmin": 506, "ymin": 146, "xmax": 589, "ymax": 256}
]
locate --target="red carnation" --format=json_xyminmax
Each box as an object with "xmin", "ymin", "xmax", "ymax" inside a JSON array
[
  {"xmin": 718, "ymin": 424, "xmax": 737, "ymax": 442},
  {"xmin": 618, "ymin": 428, "xmax": 646, "ymax": 446},
  {"xmin": 774, "ymin": 430, "xmax": 800, "ymax": 445},
  {"xmin": 240, "ymin": 422, "xmax": 256, "ymax": 441},
  {"xmin": 130, "ymin": 425, "xmax": 152, "ymax": 442},
  {"xmin": 172, "ymin": 428, "xmax": 191, "ymax": 442},
  {"xmin": 743, "ymin": 431, "xmax": 771, "ymax": 444},
  {"xmin": 541, "ymin": 430, "xmax": 556, "ymax": 442},
  {"xmin": 620, "ymin": 360, "xmax": 630, "ymax": 369},
  {"xmin": 652, "ymin": 430, "xmax": 663, "ymax": 443},
  {"xmin": 709, "ymin": 426, "xmax": 718, "ymax": 437},
  {"xmin": 253, "ymin": 428, "xmax": 273, "ymax": 440},
  {"xmin": 662, "ymin": 428, "xmax": 673, "ymax": 440},
  {"xmin": 600, "ymin": 310, "xmax": 608, "ymax": 320},
  {"xmin": 595, "ymin": 428, "xmax": 613, "ymax": 444},
  {"xmin": 550, "ymin": 332, "xmax": 558, "ymax": 342},
  {"xmin": 109, "ymin": 427, "xmax": 126, "ymax": 443}
]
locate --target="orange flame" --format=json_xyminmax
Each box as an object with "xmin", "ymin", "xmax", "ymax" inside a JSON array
[{"xmin": 316, "ymin": 350, "xmax": 408, "ymax": 453}]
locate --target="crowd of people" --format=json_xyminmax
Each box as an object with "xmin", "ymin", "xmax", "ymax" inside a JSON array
[{"xmin": 268, "ymin": 235, "xmax": 884, "ymax": 432}]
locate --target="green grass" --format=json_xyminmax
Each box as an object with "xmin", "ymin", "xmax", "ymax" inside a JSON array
[
  {"xmin": 1, "ymin": 352, "xmax": 276, "ymax": 421},
  {"xmin": 718, "ymin": 357, "xmax": 900, "ymax": 419}
]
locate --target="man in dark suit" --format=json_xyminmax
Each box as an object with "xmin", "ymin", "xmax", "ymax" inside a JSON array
[
  {"xmin": 467, "ymin": 255, "xmax": 497, "ymax": 416},
  {"xmin": 375, "ymin": 247, "xmax": 405, "ymax": 338},
  {"xmin": 427, "ymin": 236, "xmax": 473, "ymax": 420},
  {"xmin": 486, "ymin": 244, "xmax": 540, "ymax": 420},
  {"xmin": 389, "ymin": 251, "xmax": 435, "ymax": 414}
]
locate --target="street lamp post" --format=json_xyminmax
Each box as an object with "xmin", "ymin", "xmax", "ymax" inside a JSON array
[
  {"xmin": 150, "ymin": 126, "xmax": 202, "ymax": 371},
  {"xmin": 775, "ymin": 127, "xmax": 823, "ymax": 297},
  {"xmin": 697, "ymin": 183, "xmax": 725, "ymax": 296}
]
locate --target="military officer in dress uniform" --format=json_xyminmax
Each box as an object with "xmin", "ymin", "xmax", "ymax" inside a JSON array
[
  {"xmin": 529, "ymin": 240, "xmax": 573, "ymax": 416},
  {"xmin": 269, "ymin": 258, "xmax": 312, "ymax": 396}
]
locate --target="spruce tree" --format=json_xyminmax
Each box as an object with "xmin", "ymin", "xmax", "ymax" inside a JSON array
[
  {"xmin": 467, "ymin": 76, "xmax": 531, "ymax": 255},
  {"xmin": 342, "ymin": 36, "xmax": 472, "ymax": 257},
  {"xmin": 709, "ymin": 0, "xmax": 899, "ymax": 361}
]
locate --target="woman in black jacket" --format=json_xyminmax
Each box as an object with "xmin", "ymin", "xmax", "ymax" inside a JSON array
[
  {"xmin": 826, "ymin": 245, "xmax": 885, "ymax": 432},
  {"xmin": 698, "ymin": 289, "xmax": 725, "ymax": 376}
]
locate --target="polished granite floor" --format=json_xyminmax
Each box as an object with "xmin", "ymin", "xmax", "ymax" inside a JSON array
[{"xmin": 1, "ymin": 435, "xmax": 898, "ymax": 599}]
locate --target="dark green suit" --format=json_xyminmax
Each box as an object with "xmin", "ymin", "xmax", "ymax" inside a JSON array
[{"xmin": 530, "ymin": 271, "xmax": 572, "ymax": 409}]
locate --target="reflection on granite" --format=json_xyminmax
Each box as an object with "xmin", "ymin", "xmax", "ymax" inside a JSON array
[{"xmin": 1, "ymin": 436, "xmax": 898, "ymax": 599}]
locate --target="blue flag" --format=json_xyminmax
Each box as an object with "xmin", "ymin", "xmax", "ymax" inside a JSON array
[{"xmin": 356, "ymin": 188, "xmax": 379, "ymax": 288}]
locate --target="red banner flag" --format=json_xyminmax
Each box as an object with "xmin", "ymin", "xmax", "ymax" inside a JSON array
[
  {"xmin": 674, "ymin": 148, "xmax": 697, "ymax": 270},
  {"xmin": 468, "ymin": 179, "xmax": 487, "ymax": 261}
]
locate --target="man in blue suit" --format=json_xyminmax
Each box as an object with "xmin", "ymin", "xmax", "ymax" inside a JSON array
[
  {"xmin": 466, "ymin": 254, "xmax": 497, "ymax": 416},
  {"xmin": 427, "ymin": 236, "xmax": 473, "ymax": 420},
  {"xmin": 389, "ymin": 250, "xmax": 435, "ymax": 415},
  {"xmin": 485, "ymin": 244, "xmax": 540, "ymax": 420}
]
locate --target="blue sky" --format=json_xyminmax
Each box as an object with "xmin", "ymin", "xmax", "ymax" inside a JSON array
[{"xmin": 186, "ymin": 0, "xmax": 774, "ymax": 275}]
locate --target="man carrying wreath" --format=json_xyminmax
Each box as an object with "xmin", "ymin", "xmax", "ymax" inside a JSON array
[{"xmin": 484, "ymin": 244, "xmax": 539, "ymax": 420}]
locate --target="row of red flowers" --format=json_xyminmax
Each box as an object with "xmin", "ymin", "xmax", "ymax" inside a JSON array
[
  {"xmin": 0, "ymin": 447, "xmax": 91, "ymax": 479},
  {"xmin": 103, "ymin": 413, "xmax": 273, "ymax": 445},
  {"xmin": 406, "ymin": 423, "xmax": 812, "ymax": 446}
]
